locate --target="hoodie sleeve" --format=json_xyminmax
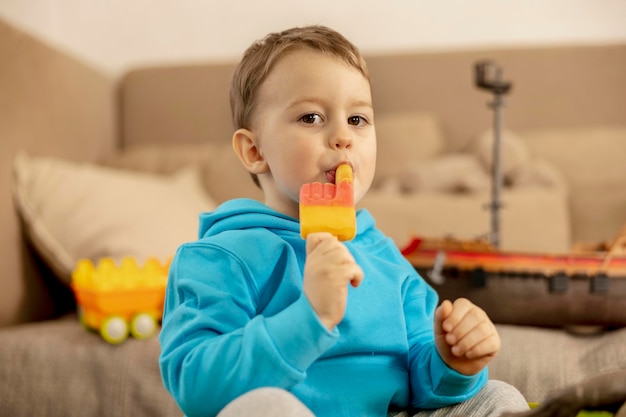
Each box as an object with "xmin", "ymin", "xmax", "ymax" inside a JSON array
[
  {"xmin": 402, "ymin": 267, "xmax": 488, "ymax": 409},
  {"xmin": 159, "ymin": 243, "xmax": 338, "ymax": 417}
]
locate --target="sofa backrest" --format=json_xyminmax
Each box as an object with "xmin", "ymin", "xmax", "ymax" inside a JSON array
[
  {"xmin": 119, "ymin": 44, "xmax": 626, "ymax": 151},
  {"xmin": 0, "ymin": 18, "xmax": 116, "ymax": 327}
]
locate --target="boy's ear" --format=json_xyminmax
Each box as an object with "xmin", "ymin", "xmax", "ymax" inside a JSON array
[{"xmin": 232, "ymin": 128, "xmax": 269, "ymax": 175}]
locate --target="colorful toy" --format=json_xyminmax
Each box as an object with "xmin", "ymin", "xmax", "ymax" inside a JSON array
[
  {"xmin": 401, "ymin": 225, "xmax": 626, "ymax": 327},
  {"xmin": 71, "ymin": 257, "xmax": 169, "ymax": 344},
  {"xmin": 300, "ymin": 163, "xmax": 356, "ymax": 241}
]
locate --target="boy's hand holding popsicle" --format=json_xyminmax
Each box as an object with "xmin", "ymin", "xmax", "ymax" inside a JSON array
[{"xmin": 300, "ymin": 164, "xmax": 363, "ymax": 330}]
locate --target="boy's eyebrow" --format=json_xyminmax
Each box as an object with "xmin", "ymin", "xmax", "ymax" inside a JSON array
[
  {"xmin": 350, "ymin": 99, "xmax": 374, "ymax": 109},
  {"xmin": 288, "ymin": 96, "xmax": 373, "ymax": 109}
]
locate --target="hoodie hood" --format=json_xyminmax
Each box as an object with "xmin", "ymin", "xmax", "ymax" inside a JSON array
[
  {"xmin": 198, "ymin": 199, "xmax": 297, "ymax": 239},
  {"xmin": 198, "ymin": 198, "xmax": 376, "ymax": 241}
]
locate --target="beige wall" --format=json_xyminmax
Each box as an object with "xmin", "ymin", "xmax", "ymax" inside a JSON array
[{"xmin": 1, "ymin": 0, "xmax": 626, "ymax": 75}]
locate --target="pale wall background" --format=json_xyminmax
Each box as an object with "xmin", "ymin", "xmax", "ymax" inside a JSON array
[{"xmin": 2, "ymin": 0, "xmax": 626, "ymax": 76}]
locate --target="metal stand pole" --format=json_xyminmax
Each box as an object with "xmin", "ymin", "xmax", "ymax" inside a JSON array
[
  {"xmin": 490, "ymin": 91, "xmax": 504, "ymax": 249},
  {"xmin": 475, "ymin": 61, "xmax": 512, "ymax": 249}
]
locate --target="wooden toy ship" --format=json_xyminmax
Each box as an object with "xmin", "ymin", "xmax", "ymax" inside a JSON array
[{"xmin": 401, "ymin": 225, "xmax": 626, "ymax": 327}]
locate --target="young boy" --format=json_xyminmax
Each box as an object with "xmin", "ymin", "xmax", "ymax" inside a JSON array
[{"xmin": 159, "ymin": 25, "xmax": 528, "ymax": 417}]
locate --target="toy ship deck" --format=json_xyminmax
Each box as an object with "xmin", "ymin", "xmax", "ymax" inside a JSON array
[{"xmin": 401, "ymin": 226, "xmax": 626, "ymax": 327}]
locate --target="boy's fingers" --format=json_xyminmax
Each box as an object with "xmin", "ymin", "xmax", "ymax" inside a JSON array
[
  {"xmin": 451, "ymin": 321, "xmax": 496, "ymax": 357},
  {"xmin": 463, "ymin": 333, "xmax": 500, "ymax": 359},
  {"xmin": 435, "ymin": 300, "xmax": 453, "ymax": 335},
  {"xmin": 305, "ymin": 232, "xmax": 334, "ymax": 254},
  {"xmin": 306, "ymin": 232, "xmax": 362, "ymax": 287},
  {"xmin": 447, "ymin": 305, "xmax": 489, "ymax": 343},
  {"xmin": 441, "ymin": 298, "xmax": 475, "ymax": 332}
]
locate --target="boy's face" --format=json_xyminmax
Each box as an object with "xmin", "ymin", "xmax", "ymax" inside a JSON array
[{"xmin": 245, "ymin": 48, "xmax": 376, "ymax": 219}]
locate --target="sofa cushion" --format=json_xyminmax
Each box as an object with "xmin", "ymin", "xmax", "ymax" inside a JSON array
[
  {"xmin": 359, "ymin": 188, "xmax": 571, "ymax": 253},
  {"xmin": 491, "ymin": 324, "xmax": 626, "ymax": 403},
  {"xmin": 12, "ymin": 152, "xmax": 217, "ymax": 284},
  {"xmin": 103, "ymin": 143, "xmax": 264, "ymax": 203},
  {"xmin": 373, "ymin": 111, "xmax": 445, "ymax": 187},
  {"xmin": 0, "ymin": 314, "xmax": 180, "ymax": 416},
  {"xmin": 398, "ymin": 154, "xmax": 491, "ymax": 194},
  {"xmin": 520, "ymin": 126, "xmax": 626, "ymax": 243},
  {"xmin": 471, "ymin": 128, "xmax": 531, "ymax": 181}
]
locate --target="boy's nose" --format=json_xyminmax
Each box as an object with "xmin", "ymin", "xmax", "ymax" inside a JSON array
[{"xmin": 330, "ymin": 125, "xmax": 353, "ymax": 149}]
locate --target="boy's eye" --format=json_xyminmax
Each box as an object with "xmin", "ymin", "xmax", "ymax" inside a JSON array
[
  {"xmin": 300, "ymin": 113, "xmax": 322, "ymax": 124},
  {"xmin": 348, "ymin": 115, "xmax": 367, "ymax": 126}
]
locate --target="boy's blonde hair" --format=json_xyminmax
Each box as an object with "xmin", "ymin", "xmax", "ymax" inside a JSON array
[
  {"xmin": 230, "ymin": 25, "xmax": 370, "ymax": 187},
  {"xmin": 231, "ymin": 25, "xmax": 370, "ymax": 130}
]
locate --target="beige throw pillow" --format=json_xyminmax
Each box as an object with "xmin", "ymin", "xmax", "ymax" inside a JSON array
[{"xmin": 13, "ymin": 152, "xmax": 217, "ymax": 284}]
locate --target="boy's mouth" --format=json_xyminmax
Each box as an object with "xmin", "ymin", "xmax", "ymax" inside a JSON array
[
  {"xmin": 325, "ymin": 163, "xmax": 352, "ymax": 184},
  {"xmin": 325, "ymin": 169, "xmax": 337, "ymax": 184}
]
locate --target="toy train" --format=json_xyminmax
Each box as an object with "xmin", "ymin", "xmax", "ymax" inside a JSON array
[
  {"xmin": 401, "ymin": 225, "xmax": 626, "ymax": 327},
  {"xmin": 71, "ymin": 257, "xmax": 169, "ymax": 344}
]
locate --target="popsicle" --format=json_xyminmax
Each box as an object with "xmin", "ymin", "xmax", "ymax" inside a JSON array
[{"xmin": 299, "ymin": 164, "xmax": 356, "ymax": 241}]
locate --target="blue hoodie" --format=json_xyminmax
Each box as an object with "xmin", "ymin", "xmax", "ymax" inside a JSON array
[{"xmin": 159, "ymin": 199, "xmax": 487, "ymax": 417}]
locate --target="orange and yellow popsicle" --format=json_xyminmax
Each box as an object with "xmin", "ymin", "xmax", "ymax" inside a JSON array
[{"xmin": 299, "ymin": 164, "xmax": 356, "ymax": 241}]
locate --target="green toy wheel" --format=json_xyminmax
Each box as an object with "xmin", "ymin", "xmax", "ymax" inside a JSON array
[
  {"xmin": 100, "ymin": 316, "xmax": 129, "ymax": 344},
  {"xmin": 130, "ymin": 313, "xmax": 157, "ymax": 340}
]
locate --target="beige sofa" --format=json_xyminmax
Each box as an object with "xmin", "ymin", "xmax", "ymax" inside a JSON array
[{"xmin": 1, "ymin": 17, "xmax": 626, "ymax": 416}]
